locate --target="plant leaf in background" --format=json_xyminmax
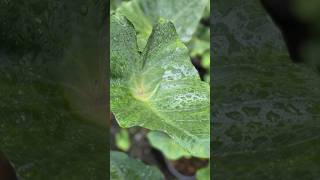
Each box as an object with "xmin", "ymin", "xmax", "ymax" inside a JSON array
[
  {"xmin": 147, "ymin": 131, "xmax": 191, "ymax": 160},
  {"xmin": 188, "ymin": 23, "xmax": 210, "ymax": 58},
  {"xmin": 0, "ymin": 0, "xmax": 108, "ymax": 179},
  {"xmin": 213, "ymin": 0, "xmax": 320, "ymax": 179},
  {"xmin": 111, "ymin": 14, "xmax": 210, "ymax": 158},
  {"xmin": 115, "ymin": 128, "xmax": 131, "ymax": 152},
  {"xmin": 196, "ymin": 165, "xmax": 210, "ymax": 180},
  {"xmin": 188, "ymin": 23, "xmax": 210, "ymax": 83},
  {"xmin": 110, "ymin": 151, "xmax": 163, "ymax": 180},
  {"xmin": 203, "ymin": 0, "xmax": 210, "ymax": 19},
  {"xmin": 292, "ymin": 0, "xmax": 320, "ymax": 23},
  {"xmin": 116, "ymin": 0, "xmax": 208, "ymax": 49}
]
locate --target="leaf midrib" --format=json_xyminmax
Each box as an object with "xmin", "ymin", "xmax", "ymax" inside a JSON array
[{"xmin": 130, "ymin": 73, "xmax": 207, "ymax": 144}]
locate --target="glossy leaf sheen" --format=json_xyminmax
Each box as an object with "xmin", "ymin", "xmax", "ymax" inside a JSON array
[
  {"xmin": 213, "ymin": 0, "xmax": 320, "ymax": 179},
  {"xmin": 0, "ymin": 0, "xmax": 108, "ymax": 179},
  {"xmin": 111, "ymin": 14, "xmax": 210, "ymax": 158}
]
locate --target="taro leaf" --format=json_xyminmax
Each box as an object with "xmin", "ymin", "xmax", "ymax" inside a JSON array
[
  {"xmin": 110, "ymin": 151, "xmax": 163, "ymax": 180},
  {"xmin": 111, "ymin": 14, "xmax": 210, "ymax": 158},
  {"xmin": 116, "ymin": 0, "xmax": 152, "ymax": 49},
  {"xmin": 196, "ymin": 165, "xmax": 210, "ymax": 180},
  {"xmin": 116, "ymin": 0, "xmax": 208, "ymax": 49},
  {"xmin": 0, "ymin": 0, "xmax": 108, "ymax": 179},
  {"xmin": 213, "ymin": 0, "xmax": 320, "ymax": 179},
  {"xmin": 147, "ymin": 131, "xmax": 191, "ymax": 160}
]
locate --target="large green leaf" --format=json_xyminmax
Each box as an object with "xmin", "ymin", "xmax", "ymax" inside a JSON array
[
  {"xmin": 116, "ymin": 0, "xmax": 208, "ymax": 49},
  {"xmin": 0, "ymin": 0, "xmax": 108, "ymax": 179},
  {"xmin": 110, "ymin": 151, "xmax": 163, "ymax": 180},
  {"xmin": 111, "ymin": 14, "xmax": 210, "ymax": 158},
  {"xmin": 147, "ymin": 131, "xmax": 191, "ymax": 160},
  {"xmin": 213, "ymin": 0, "xmax": 320, "ymax": 179}
]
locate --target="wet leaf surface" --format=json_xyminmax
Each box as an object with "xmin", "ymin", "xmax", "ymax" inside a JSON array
[
  {"xmin": 213, "ymin": 0, "xmax": 320, "ymax": 179},
  {"xmin": 111, "ymin": 14, "xmax": 210, "ymax": 158},
  {"xmin": 110, "ymin": 151, "xmax": 163, "ymax": 180},
  {"xmin": 0, "ymin": 0, "xmax": 108, "ymax": 179},
  {"xmin": 116, "ymin": 0, "xmax": 208, "ymax": 49}
]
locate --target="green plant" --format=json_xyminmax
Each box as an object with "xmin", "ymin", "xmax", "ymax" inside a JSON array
[
  {"xmin": 147, "ymin": 131, "xmax": 191, "ymax": 160},
  {"xmin": 0, "ymin": 0, "xmax": 108, "ymax": 179},
  {"xmin": 114, "ymin": 0, "xmax": 208, "ymax": 49},
  {"xmin": 110, "ymin": 151, "xmax": 163, "ymax": 179},
  {"xmin": 110, "ymin": 0, "xmax": 210, "ymax": 178},
  {"xmin": 115, "ymin": 128, "xmax": 131, "ymax": 151},
  {"xmin": 213, "ymin": 0, "xmax": 320, "ymax": 179},
  {"xmin": 196, "ymin": 166, "xmax": 210, "ymax": 180}
]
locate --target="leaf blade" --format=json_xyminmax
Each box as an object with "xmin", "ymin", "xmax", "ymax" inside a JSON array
[{"xmin": 111, "ymin": 15, "xmax": 210, "ymax": 158}]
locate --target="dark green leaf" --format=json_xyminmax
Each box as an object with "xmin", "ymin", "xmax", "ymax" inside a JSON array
[
  {"xmin": 213, "ymin": 0, "xmax": 320, "ymax": 179},
  {"xmin": 0, "ymin": 1, "xmax": 108, "ymax": 179}
]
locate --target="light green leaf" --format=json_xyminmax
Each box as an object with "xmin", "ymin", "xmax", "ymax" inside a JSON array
[
  {"xmin": 196, "ymin": 166, "xmax": 210, "ymax": 180},
  {"xmin": 201, "ymin": 52, "xmax": 210, "ymax": 69},
  {"xmin": 111, "ymin": 14, "xmax": 210, "ymax": 158},
  {"xmin": 147, "ymin": 131, "xmax": 191, "ymax": 160},
  {"xmin": 116, "ymin": 0, "xmax": 208, "ymax": 49},
  {"xmin": 115, "ymin": 128, "xmax": 131, "ymax": 151},
  {"xmin": 110, "ymin": 151, "xmax": 163, "ymax": 180},
  {"xmin": 116, "ymin": 0, "xmax": 152, "ymax": 49}
]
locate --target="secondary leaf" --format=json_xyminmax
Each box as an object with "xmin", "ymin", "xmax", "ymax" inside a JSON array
[
  {"xmin": 0, "ymin": 1, "xmax": 108, "ymax": 179},
  {"xmin": 111, "ymin": 14, "xmax": 210, "ymax": 158},
  {"xmin": 213, "ymin": 0, "xmax": 320, "ymax": 179},
  {"xmin": 116, "ymin": 0, "xmax": 208, "ymax": 49},
  {"xmin": 110, "ymin": 151, "xmax": 163, "ymax": 180},
  {"xmin": 147, "ymin": 131, "xmax": 191, "ymax": 160}
]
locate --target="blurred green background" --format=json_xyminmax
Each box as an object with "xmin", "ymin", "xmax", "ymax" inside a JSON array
[{"xmin": 0, "ymin": 0, "xmax": 108, "ymax": 179}]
